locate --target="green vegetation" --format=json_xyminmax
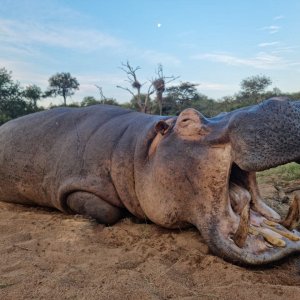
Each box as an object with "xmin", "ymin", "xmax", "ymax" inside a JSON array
[
  {"xmin": 0, "ymin": 68, "xmax": 42, "ymax": 124},
  {"xmin": 47, "ymin": 72, "xmax": 80, "ymax": 106},
  {"xmin": 257, "ymin": 163, "xmax": 300, "ymax": 183},
  {"xmin": 1, "ymin": 65, "xmax": 300, "ymax": 126}
]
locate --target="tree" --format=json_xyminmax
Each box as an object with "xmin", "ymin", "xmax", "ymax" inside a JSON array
[
  {"xmin": 163, "ymin": 82, "xmax": 199, "ymax": 115},
  {"xmin": 23, "ymin": 84, "xmax": 42, "ymax": 110},
  {"xmin": 0, "ymin": 68, "xmax": 28, "ymax": 124},
  {"xmin": 117, "ymin": 61, "xmax": 153, "ymax": 113},
  {"xmin": 94, "ymin": 85, "xmax": 119, "ymax": 106},
  {"xmin": 81, "ymin": 96, "xmax": 101, "ymax": 107},
  {"xmin": 117, "ymin": 61, "xmax": 178, "ymax": 114},
  {"xmin": 47, "ymin": 72, "xmax": 79, "ymax": 106},
  {"xmin": 240, "ymin": 75, "xmax": 272, "ymax": 103},
  {"xmin": 152, "ymin": 64, "xmax": 179, "ymax": 115}
]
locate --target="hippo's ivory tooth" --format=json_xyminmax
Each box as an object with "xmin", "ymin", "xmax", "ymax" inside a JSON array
[
  {"xmin": 262, "ymin": 223, "xmax": 300, "ymax": 241},
  {"xmin": 248, "ymin": 226, "xmax": 259, "ymax": 236},
  {"xmin": 263, "ymin": 219, "xmax": 278, "ymax": 227},
  {"xmin": 233, "ymin": 201, "xmax": 250, "ymax": 248},
  {"xmin": 281, "ymin": 192, "xmax": 300, "ymax": 230},
  {"xmin": 250, "ymin": 226, "xmax": 286, "ymax": 248}
]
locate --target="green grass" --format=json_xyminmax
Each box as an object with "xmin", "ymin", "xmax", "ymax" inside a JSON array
[{"xmin": 257, "ymin": 162, "xmax": 300, "ymax": 183}]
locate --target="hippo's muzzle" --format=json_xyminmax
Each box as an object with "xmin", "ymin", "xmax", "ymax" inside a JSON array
[
  {"xmin": 205, "ymin": 98, "xmax": 300, "ymax": 265},
  {"xmin": 216, "ymin": 163, "xmax": 300, "ymax": 265}
]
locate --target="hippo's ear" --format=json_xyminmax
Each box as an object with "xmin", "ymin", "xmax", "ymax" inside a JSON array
[
  {"xmin": 155, "ymin": 120, "xmax": 170, "ymax": 136},
  {"xmin": 175, "ymin": 108, "xmax": 210, "ymax": 139}
]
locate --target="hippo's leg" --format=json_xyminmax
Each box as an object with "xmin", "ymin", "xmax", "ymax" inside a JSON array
[{"xmin": 66, "ymin": 192, "xmax": 122, "ymax": 224}]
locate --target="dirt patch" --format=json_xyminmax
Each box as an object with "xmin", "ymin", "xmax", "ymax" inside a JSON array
[{"xmin": 1, "ymin": 182, "xmax": 300, "ymax": 300}]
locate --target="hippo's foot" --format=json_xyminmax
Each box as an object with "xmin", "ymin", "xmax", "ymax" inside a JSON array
[{"xmin": 66, "ymin": 192, "xmax": 122, "ymax": 224}]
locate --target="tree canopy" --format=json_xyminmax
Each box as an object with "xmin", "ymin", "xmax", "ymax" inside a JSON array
[
  {"xmin": 47, "ymin": 72, "xmax": 79, "ymax": 106},
  {"xmin": 23, "ymin": 84, "xmax": 43, "ymax": 110},
  {"xmin": 0, "ymin": 68, "xmax": 35, "ymax": 124},
  {"xmin": 240, "ymin": 75, "xmax": 272, "ymax": 103}
]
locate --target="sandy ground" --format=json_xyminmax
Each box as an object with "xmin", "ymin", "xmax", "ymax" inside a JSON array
[{"xmin": 1, "ymin": 183, "xmax": 300, "ymax": 300}]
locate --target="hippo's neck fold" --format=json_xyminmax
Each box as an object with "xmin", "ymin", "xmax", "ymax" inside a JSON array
[{"xmin": 110, "ymin": 113, "xmax": 172, "ymax": 219}]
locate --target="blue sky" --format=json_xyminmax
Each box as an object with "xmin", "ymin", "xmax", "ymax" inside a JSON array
[{"xmin": 1, "ymin": 0, "xmax": 300, "ymax": 106}]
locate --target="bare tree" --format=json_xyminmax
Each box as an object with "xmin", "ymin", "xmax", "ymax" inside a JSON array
[
  {"xmin": 117, "ymin": 61, "xmax": 147, "ymax": 112},
  {"xmin": 117, "ymin": 61, "xmax": 178, "ymax": 114},
  {"xmin": 94, "ymin": 85, "xmax": 119, "ymax": 106},
  {"xmin": 152, "ymin": 64, "xmax": 179, "ymax": 115},
  {"xmin": 95, "ymin": 85, "xmax": 107, "ymax": 101}
]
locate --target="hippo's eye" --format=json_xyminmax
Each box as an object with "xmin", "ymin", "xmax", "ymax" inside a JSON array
[{"xmin": 181, "ymin": 118, "xmax": 190, "ymax": 123}]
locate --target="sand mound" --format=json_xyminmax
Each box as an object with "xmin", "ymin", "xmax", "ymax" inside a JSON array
[{"xmin": 1, "ymin": 185, "xmax": 300, "ymax": 299}]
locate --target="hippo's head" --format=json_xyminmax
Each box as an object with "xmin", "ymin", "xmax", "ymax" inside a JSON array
[{"xmin": 136, "ymin": 97, "xmax": 300, "ymax": 265}]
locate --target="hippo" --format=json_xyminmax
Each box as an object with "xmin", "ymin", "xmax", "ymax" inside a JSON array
[{"xmin": 1, "ymin": 97, "xmax": 300, "ymax": 265}]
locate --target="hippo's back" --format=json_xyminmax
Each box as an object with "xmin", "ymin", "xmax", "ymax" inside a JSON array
[{"xmin": 0, "ymin": 105, "xmax": 139, "ymax": 210}]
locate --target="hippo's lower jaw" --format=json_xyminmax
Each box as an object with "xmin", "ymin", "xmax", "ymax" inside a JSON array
[{"xmin": 204, "ymin": 163, "xmax": 300, "ymax": 266}]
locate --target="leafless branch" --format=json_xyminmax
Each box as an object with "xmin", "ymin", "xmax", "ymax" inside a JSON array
[
  {"xmin": 95, "ymin": 85, "xmax": 106, "ymax": 101},
  {"xmin": 116, "ymin": 85, "xmax": 136, "ymax": 98},
  {"xmin": 117, "ymin": 61, "xmax": 179, "ymax": 114}
]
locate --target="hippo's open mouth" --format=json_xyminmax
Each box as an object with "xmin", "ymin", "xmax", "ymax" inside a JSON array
[{"xmin": 220, "ymin": 162, "xmax": 300, "ymax": 264}]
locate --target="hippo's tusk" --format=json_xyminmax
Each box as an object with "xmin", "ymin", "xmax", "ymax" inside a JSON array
[
  {"xmin": 233, "ymin": 200, "xmax": 250, "ymax": 248},
  {"xmin": 263, "ymin": 219, "xmax": 278, "ymax": 227},
  {"xmin": 249, "ymin": 226, "xmax": 286, "ymax": 248},
  {"xmin": 280, "ymin": 192, "xmax": 300, "ymax": 230},
  {"xmin": 262, "ymin": 223, "xmax": 300, "ymax": 241}
]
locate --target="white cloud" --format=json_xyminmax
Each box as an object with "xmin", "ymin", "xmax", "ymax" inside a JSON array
[
  {"xmin": 191, "ymin": 52, "xmax": 297, "ymax": 70},
  {"xmin": 274, "ymin": 15, "xmax": 284, "ymax": 20},
  {"xmin": 270, "ymin": 46, "xmax": 300, "ymax": 54},
  {"xmin": 0, "ymin": 58, "xmax": 55, "ymax": 105},
  {"xmin": 0, "ymin": 18, "xmax": 122, "ymax": 52},
  {"xmin": 258, "ymin": 41, "xmax": 280, "ymax": 47},
  {"xmin": 261, "ymin": 25, "xmax": 280, "ymax": 34}
]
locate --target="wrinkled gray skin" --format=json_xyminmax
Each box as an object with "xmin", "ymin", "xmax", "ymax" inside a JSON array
[{"xmin": 1, "ymin": 97, "xmax": 300, "ymax": 265}]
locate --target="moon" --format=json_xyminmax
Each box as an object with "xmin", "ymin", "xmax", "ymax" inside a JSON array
[{"xmin": 157, "ymin": 23, "xmax": 162, "ymax": 28}]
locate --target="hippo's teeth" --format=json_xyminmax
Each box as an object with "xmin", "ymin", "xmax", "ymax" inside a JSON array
[
  {"xmin": 233, "ymin": 200, "xmax": 250, "ymax": 248},
  {"xmin": 281, "ymin": 192, "xmax": 300, "ymax": 230},
  {"xmin": 263, "ymin": 219, "xmax": 278, "ymax": 227},
  {"xmin": 262, "ymin": 223, "xmax": 300, "ymax": 241},
  {"xmin": 249, "ymin": 226, "xmax": 286, "ymax": 248}
]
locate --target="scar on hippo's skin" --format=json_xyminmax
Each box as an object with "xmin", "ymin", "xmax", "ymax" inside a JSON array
[{"xmin": 148, "ymin": 133, "xmax": 164, "ymax": 157}]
